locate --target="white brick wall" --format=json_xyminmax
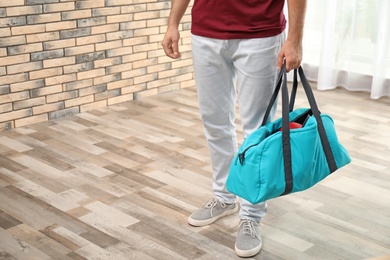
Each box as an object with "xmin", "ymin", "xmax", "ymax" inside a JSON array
[{"xmin": 0, "ymin": 0, "xmax": 194, "ymax": 130}]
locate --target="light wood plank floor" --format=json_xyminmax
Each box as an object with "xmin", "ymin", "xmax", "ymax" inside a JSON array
[{"xmin": 0, "ymin": 83, "xmax": 390, "ymax": 260}]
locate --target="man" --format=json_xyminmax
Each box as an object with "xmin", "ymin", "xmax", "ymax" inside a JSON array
[{"xmin": 162, "ymin": 0, "xmax": 307, "ymax": 257}]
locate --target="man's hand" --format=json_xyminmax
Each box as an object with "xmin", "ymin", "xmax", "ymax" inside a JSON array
[
  {"xmin": 162, "ymin": 28, "xmax": 181, "ymax": 59},
  {"xmin": 277, "ymin": 38, "xmax": 303, "ymax": 72},
  {"xmin": 161, "ymin": 0, "xmax": 190, "ymax": 59}
]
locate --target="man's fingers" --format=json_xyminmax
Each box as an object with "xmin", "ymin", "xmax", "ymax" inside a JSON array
[
  {"xmin": 280, "ymin": 54, "xmax": 301, "ymax": 72},
  {"xmin": 171, "ymin": 41, "xmax": 179, "ymax": 55},
  {"xmin": 277, "ymin": 41, "xmax": 302, "ymax": 71},
  {"xmin": 285, "ymin": 60, "xmax": 301, "ymax": 72},
  {"xmin": 162, "ymin": 40, "xmax": 181, "ymax": 59},
  {"xmin": 161, "ymin": 41, "xmax": 171, "ymax": 56},
  {"xmin": 170, "ymin": 40, "xmax": 181, "ymax": 59},
  {"xmin": 277, "ymin": 53, "xmax": 285, "ymax": 70}
]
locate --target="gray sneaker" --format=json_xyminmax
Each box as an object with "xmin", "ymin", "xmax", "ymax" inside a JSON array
[
  {"xmin": 235, "ymin": 219, "xmax": 262, "ymax": 258},
  {"xmin": 187, "ymin": 197, "xmax": 238, "ymax": 227}
]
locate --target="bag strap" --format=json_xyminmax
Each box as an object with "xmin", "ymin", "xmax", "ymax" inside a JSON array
[
  {"xmin": 262, "ymin": 68, "xmax": 298, "ymax": 126},
  {"xmin": 289, "ymin": 69, "xmax": 298, "ymax": 111},
  {"xmin": 261, "ymin": 67, "xmax": 284, "ymax": 126},
  {"xmin": 263, "ymin": 66, "xmax": 338, "ymax": 196},
  {"xmin": 297, "ymin": 67, "xmax": 337, "ymax": 173},
  {"xmin": 280, "ymin": 67, "xmax": 293, "ymax": 195}
]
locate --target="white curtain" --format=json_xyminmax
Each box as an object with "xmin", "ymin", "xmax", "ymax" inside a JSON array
[{"xmin": 301, "ymin": 0, "xmax": 390, "ymax": 99}]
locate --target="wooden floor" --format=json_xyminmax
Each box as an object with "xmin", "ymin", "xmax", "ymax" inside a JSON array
[{"xmin": 0, "ymin": 83, "xmax": 390, "ymax": 260}]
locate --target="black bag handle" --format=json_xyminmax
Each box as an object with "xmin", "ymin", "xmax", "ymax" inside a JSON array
[
  {"xmin": 260, "ymin": 67, "xmax": 284, "ymax": 126},
  {"xmin": 289, "ymin": 69, "xmax": 298, "ymax": 111},
  {"xmin": 261, "ymin": 68, "xmax": 298, "ymax": 126},
  {"xmin": 297, "ymin": 67, "xmax": 337, "ymax": 173},
  {"xmin": 280, "ymin": 67, "xmax": 293, "ymax": 194},
  {"xmin": 262, "ymin": 66, "xmax": 338, "ymax": 196}
]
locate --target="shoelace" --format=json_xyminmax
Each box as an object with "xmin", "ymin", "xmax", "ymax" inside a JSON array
[
  {"xmin": 239, "ymin": 219, "xmax": 260, "ymax": 239},
  {"xmin": 203, "ymin": 197, "xmax": 227, "ymax": 216}
]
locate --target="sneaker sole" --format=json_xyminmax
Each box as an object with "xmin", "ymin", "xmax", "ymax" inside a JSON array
[
  {"xmin": 235, "ymin": 241, "xmax": 262, "ymax": 258},
  {"xmin": 187, "ymin": 204, "xmax": 239, "ymax": 227}
]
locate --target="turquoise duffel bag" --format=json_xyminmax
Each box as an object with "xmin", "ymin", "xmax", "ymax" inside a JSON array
[{"xmin": 226, "ymin": 66, "xmax": 351, "ymax": 204}]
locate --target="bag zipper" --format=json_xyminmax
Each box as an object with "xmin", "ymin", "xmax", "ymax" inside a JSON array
[{"xmin": 237, "ymin": 143, "xmax": 260, "ymax": 165}]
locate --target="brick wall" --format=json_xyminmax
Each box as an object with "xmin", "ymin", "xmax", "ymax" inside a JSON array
[{"xmin": 0, "ymin": 0, "xmax": 194, "ymax": 131}]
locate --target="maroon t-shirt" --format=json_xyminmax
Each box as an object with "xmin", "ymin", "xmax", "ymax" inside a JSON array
[{"xmin": 191, "ymin": 0, "xmax": 286, "ymax": 39}]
